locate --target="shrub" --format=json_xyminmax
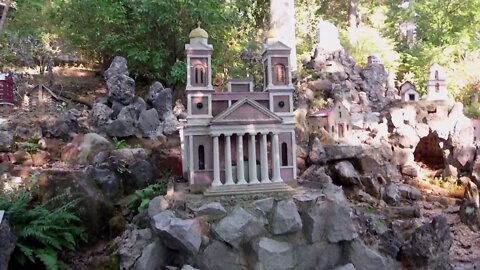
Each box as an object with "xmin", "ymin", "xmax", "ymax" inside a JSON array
[
  {"xmin": 0, "ymin": 188, "xmax": 87, "ymax": 270},
  {"xmin": 126, "ymin": 182, "xmax": 167, "ymax": 213}
]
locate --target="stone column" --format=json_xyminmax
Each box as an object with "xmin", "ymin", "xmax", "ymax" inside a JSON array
[
  {"xmin": 224, "ymin": 135, "xmax": 234, "ymax": 185},
  {"xmin": 236, "ymin": 134, "xmax": 247, "ymax": 184},
  {"xmin": 248, "ymin": 134, "xmax": 260, "ymax": 184},
  {"xmin": 271, "ymin": 133, "xmax": 283, "ymax": 182},
  {"xmin": 212, "ymin": 135, "xmax": 222, "ymax": 186},
  {"xmin": 260, "ymin": 133, "xmax": 271, "ymax": 183}
]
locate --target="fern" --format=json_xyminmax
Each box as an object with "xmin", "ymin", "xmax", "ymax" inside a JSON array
[{"xmin": 0, "ymin": 188, "xmax": 87, "ymax": 270}]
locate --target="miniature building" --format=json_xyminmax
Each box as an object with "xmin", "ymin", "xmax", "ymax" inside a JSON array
[
  {"xmin": 425, "ymin": 63, "xmax": 449, "ymax": 101},
  {"xmin": 308, "ymin": 100, "xmax": 351, "ymax": 139},
  {"xmin": 181, "ymin": 25, "xmax": 296, "ymax": 194},
  {"xmin": 400, "ymin": 81, "xmax": 419, "ymax": 102},
  {"xmin": 472, "ymin": 119, "xmax": 480, "ymax": 143},
  {"xmin": 367, "ymin": 54, "xmax": 383, "ymax": 66},
  {"xmin": 0, "ymin": 73, "xmax": 14, "ymax": 106}
]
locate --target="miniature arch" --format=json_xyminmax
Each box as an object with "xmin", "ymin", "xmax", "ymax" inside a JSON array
[
  {"xmin": 194, "ymin": 64, "xmax": 206, "ymax": 85},
  {"xmin": 274, "ymin": 63, "xmax": 287, "ymax": 84}
]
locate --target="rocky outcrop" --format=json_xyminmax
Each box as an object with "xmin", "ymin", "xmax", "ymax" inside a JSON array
[
  {"xmin": 254, "ymin": 237, "xmax": 295, "ymax": 270},
  {"xmin": 105, "ymin": 56, "xmax": 129, "ymax": 81},
  {"xmin": 271, "ymin": 199, "xmax": 302, "ymax": 235},
  {"xmin": 62, "ymin": 133, "xmax": 113, "ymax": 165}
]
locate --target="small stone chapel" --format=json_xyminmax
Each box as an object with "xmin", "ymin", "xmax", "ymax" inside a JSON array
[{"xmin": 181, "ymin": 25, "xmax": 296, "ymax": 195}]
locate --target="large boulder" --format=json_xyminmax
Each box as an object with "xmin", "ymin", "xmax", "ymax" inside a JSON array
[
  {"xmin": 193, "ymin": 202, "xmax": 227, "ymax": 221},
  {"xmin": 41, "ymin": 109, "xmax": 81, "ymax": 139},
  {"xmin": 324, "ymin": 145, "xmax": 363, "ymax": 161},
  {"xmin": 62, "ymin": 133, "xmax": 113, "ymax": 165},
  {"xmin": 106, "ymin": 118, "xmax": 137, "ymax": 138},
  {"xmin": 162, "ymin": 112, "xmax": 179, "ymax": 135},
  {"xmin": 271, "ymin": 199, "xmax": 302, "ymax": 235},
  {"xmin": 214, "ymin": 206, "xmax": 265, "ymax": 249},
  {"xmin": 151, "ymin": 210, "xmax": 202, "ymax": 255},
  {"xmin": 105, "ymin": 56, "xmax": 129, "ymax": 81},
  {"xmin": 301, "ymin": 198, "xmax": 357, "ymax": 243},
  {"xmin": 107, "ymin": 74, "xmax": 136, "ymax": 105},
  {"xmin": 112, "ymin": 227, "xmax": 156, "ymax": 270},
  {"xmin": 254, "ymin": 237, "xmax": 295, "ymax": 270},
  {"xmin": 153, "ymin": 88, "xmax": 173, "ymax": 119},
  {"xmin": 0, "ymin": 219, "xmax": 16, "ymax": 270},
  {"xmin": 400, "ymin": 216, "xmax": 452, "ymax": 269},
  {"xmin": 37, "ymin": 170, "xmax": 114, "ymax": 237},
  {"xmin": 137, "ymin": 109, "xmax": 162, "ymax": 138},
  {"xmin": 86, "ymin": 166, "xmax": 120, "ymax": 200}
]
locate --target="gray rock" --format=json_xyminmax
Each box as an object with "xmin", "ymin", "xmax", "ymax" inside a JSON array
[
  {"xmin": 332, "ymin": 161, "xmax": 361, "ymax": 186},
  {"xmin": 127, "ymin": 159, "xmax": 156, "ymax": 190},
  {"xmin": 113, "ymin": 227, "xmax": 154, "ymax": 270},
  {"xmin": 347, "ymin": 240, "xmax": 391, "ymax": 270},
  {"xmin": 146, "ymin": 82, "xmax": 164, "ymax": 104},
  {"xmin": 86, "ymin": 166, "xmax": 120, "ymax": 200},
  {"xmin": 384, "ymin": 184, "xmax": 400, "ymax": 206},
  {"xmin": 324, "ymin": 145, "xmax": 363, "ymax": 161},
  {"xmin": 147, "ymin": 196, "xmax": 170, "ymax": 219},
  {"xmin": 41, "ymin": 109, "xmax": 81, "ymax": 139},
  {"xmin": 460, "ymin": 181, "xmax": 480, "ymax": 232},
  {"xmin": 214, "ymin": 206, "xmax": 265, "ymax": 249},
  {"xmin": 251, "ymin": 197, "xmax": 275, "ymax": 216},
  {"xmin": 398, "ymin": 184, "xmax": 422, "ymax": 200},
  {"xmin": 63, "ymin": 133, "xmax": 113, "ymax": 165},
  {"xmin": 299, "ymin": 165, "xmax": 332, "ymax": 186},
  {"xmin": 194, "ymin": 202, "xmax": 227, "ymax": 220},
  {"xmin": 132, "ymin": 97, "xmax": 147, "ymax": 114},
  {"xmin": 106, "ymin": 118, "xmax": 137, "ymax": 138},
  {"xmin": 118, "ymin": 105, "xmax": 141, "ymax": 121},
  {"xmin": 14, "ymin": 122, "xmax": 43, "ymax": 141},
  {"xmin": 333, "ymin": 264, "xmax": 356, "ymax": 270},
  {"xmin": 105, "ymin": 56, "xmax": 129, "ymax": 80},
  {"xmin": 295, "ymin": 241, "xmax": 342, "ymax": 270},
  {"xmin": 151, "ymin": 210, "xmax": 202, "ymax": 255},
  {"xmin": 272, "ymin": 199, "xmax": 302, "ymax": 235},
  {"xmin": 134, "ymin": 240, "xmax": 167, "ymax": 270},
  {"xmin": 153, "ymin": 88, "xmax": 173, "ymax": 117},
  {"xmin": 360, "ymin": 176, "xmax": 381, "ymax": 199},
  {"xmin": 255, "ymin": 237, "xmax": 294, "ymax": 270},
  {"xmin": 400, "ymin": 216, "xmax": 452, "ymax": 269},
  {"xmin": 301, "ymin": 199, "xmax": 357, "ymax": 243},
  {"xmin": 0, "ymin": 220, "xmax": 16, "ymax": 270},
  {"xmin": 163, "ymin": 112, "xmax": 179, "ymax": 135},
  {"xmin": 0, "ymin": 131, "xmax": 13, "ymax": 152},
  {"xmin": 194, "ymin": 240, "xmax": 247, "ymax": 270},
  {"xmin": 309, "ymin": 137, "xmax": 327, "ymax": 164},
  {"xmin": 138, "ymin": 109, "xmax": 161, "ymax": 138},
  {"xmin": 107, "ymin": 74, "xmax": 136, "ymax": 105},
  {"xmin": 88, "ymin": 103, "xmax": 113, "ymax": 128}
]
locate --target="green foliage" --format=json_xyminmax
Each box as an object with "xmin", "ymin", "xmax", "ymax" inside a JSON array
[
  {"xmin": 112, "ymin": 137, "xmax": 129, "ymax": 150},
  {"xmin": 0, "ymin": 189, "xmax": 86, "ymax": 270},
  {"xmin": 126, "ymin": 182, "xmax": 167, "ymax": 213},
  {"xmin": 168, "ymin": 60, "xmax": 187, "ymax": 85}
]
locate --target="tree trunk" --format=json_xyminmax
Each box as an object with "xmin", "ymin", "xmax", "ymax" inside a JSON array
[
  {"xmin": 348, "ymin": 0, "xmax": 359, "ymax": 29},
  {"xmin": 0, "ymin": 0, "xmax": 12, "ymax": 31}
]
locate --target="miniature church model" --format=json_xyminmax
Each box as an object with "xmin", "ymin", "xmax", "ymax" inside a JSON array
[
  {"xmin": 181, "ymin": 25, "xmax": 296, "ymax": 194},
  {"xmin": 425, "ymin": 63, "xmax": 449, "ymax": 101},
  {"xmin": 400, "ymin": 81, "xmax": 419, "ymax": 102}
]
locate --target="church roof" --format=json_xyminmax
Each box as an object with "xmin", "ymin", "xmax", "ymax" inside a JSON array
[{"xmin": 210, "ymin": 98, "xmax": 283, "ymax": 125}]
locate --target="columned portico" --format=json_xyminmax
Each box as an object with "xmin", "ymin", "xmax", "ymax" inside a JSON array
[{"xmin": 212, "ymin": 136, "xmax": 221, "ymax": 186}]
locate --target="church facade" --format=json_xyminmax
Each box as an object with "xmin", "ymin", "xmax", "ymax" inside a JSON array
[{"xmin": 181, "ymin": 25, "xmax": 296, "ymax": 193}]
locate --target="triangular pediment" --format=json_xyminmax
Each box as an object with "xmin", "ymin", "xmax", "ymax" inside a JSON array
[{"xmin": 211, "ymin": 98, "xmax": 283, "ymax": 125}]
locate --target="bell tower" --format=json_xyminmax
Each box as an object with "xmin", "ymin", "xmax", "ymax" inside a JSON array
[{"xmin": 185, "ymin": 23, "xmax": 213, "ymax": 119}]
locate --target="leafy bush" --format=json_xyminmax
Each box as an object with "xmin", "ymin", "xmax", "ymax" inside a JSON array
[
  {"xmin": 0, "ymin": 189, "xmax": 86, "ymax": 270},
  {"xmin": 112, "ymin": 137, "xmax": 129, "ymax": 150}
]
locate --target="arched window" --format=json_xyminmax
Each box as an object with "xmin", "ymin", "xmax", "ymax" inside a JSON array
[
  {"xmin": 194, "ymin": 65, "xmax": 205, "ymax": 85},
  {"xmin": 198, "ymin": 145, "xmax": 205, "ymax": 170},
  {"xmin": 435, "ymin": 83, "xmax": 440, "ymax": 93},
  {"xmin": 331, "ymin": 126, "xmax": 334, "ymax": 133},
  {"xmin": 274, "ymin": 64, "xmax": 287, "ymax": 84},
  {"xmin": 281, "ymin": 143, "xmax": 288, "ymax": 166},
  {"xmin": 435, "ymin": 70, "xmax": 439, "ymax": 80}
]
